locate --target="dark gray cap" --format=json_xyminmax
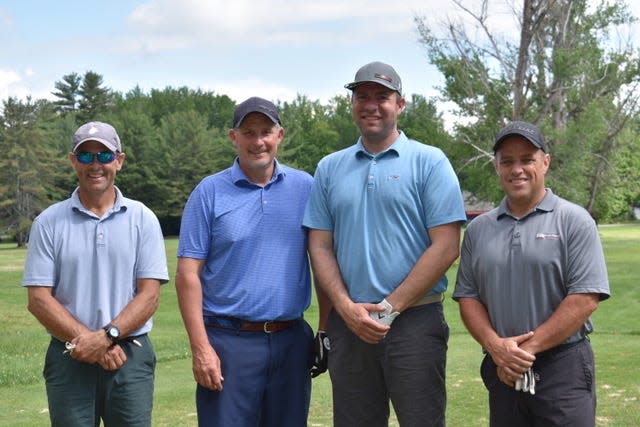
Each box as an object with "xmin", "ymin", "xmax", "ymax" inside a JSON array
[
  {"xmin": 72, "ymin": 121, "xmax": 121, "ymax": 153},
  {"xmin": 233, "ymin": 97, "xmax": 281, "ymax": 128},
  {"xmin": 493, "ymin": 121, "xmax": 546, "ymax": 153},
  {"xmin": 344, "ymin": 61, "xmax": 402, "ymax": 94}
]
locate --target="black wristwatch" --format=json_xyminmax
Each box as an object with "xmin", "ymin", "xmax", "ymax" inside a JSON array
[{"xmin": 103, "ymin": 323, "xmax": 121, "ymax": 343}]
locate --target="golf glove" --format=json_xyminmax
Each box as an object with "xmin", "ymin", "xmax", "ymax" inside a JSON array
[
  {"xmin": 369, "ymin": 298, "xmax": 400, "ymax": 326},
  {"xmin": 310, "ymin": 330, "xmax": 330, "ymax": 378},
  {"xmin": 515, "ymin": 368, "xmax": 536, "ymax": 395}
]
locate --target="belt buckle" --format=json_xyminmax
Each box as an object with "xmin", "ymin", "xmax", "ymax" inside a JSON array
[{"xmin": 263, "ymin": 321, "xmax": 274, "ymax": 333}]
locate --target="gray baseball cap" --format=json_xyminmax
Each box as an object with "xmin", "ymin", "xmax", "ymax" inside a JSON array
[
  {"xmin": 72, "ymin": 121, "xmax": 122, "ymax": 153},
  {"xmin": 345, "ymin": 61, "xmax": 402, "ymax": 94},
  {"xmin": 493, "ymin": 121, "xmax": 547, "ymax": 153}
]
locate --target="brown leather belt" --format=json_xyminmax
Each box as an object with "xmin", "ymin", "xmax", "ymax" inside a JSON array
[{"xmin": 204, "ymin": 315, "xmax": 298, "ymax": 333}]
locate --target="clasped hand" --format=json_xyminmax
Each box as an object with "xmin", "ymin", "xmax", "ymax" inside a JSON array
[{"xmin": 489, "ymin": 332, "xmax": 536, "ymax": 389}]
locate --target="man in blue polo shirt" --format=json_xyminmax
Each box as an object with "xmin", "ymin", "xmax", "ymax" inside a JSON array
[
  {"xmin": 304, "ymin": 61, "xmax": 467, "ymax": 426},
  {"xmin": 23, "ymin": 121, "xmax": 169, "ymax": 426},
  {"xmin": 453, "ymin": 121, "xmax": 610, "ymax": 426},
  {"xmin": 176, "ymin": 97, "xmax": 329, "ymax": 427}
]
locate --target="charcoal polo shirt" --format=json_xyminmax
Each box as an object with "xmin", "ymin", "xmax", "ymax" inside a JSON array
[{"xmin": 453, "ymin": 189, "xmax": 610, "ymax": 344}]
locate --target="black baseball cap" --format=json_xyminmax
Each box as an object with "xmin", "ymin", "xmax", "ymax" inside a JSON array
[{"xmin": 493, "ymin": 121, "xmax": 546, "ymax": 153}]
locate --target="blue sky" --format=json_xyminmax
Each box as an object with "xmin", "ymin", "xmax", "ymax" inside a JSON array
[{"xmin": 0, "ymin": 0, "xmax": 465, "ymax": 106}]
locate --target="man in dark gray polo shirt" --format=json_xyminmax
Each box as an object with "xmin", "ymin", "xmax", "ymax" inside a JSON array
[{"xmin": 453, "ymin": 121, "xmax": 610, "ymax": 427}]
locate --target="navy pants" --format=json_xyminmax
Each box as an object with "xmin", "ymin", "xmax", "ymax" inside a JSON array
[{"xmin": 196, "ymin": 319, "xmax": 313, "ymax": 427}]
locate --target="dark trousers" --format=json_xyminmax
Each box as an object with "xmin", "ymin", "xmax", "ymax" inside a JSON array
[
  {"xmin": 481, "ymin": 339, "xmax": 596, "ymax": 427},
  {"xmin": 327, "ymin": 302, "xmax": 449, "ymax": 427},
  {"xmin": 44, "ymin": 335, "xmax": 156, "ymax": 427}
]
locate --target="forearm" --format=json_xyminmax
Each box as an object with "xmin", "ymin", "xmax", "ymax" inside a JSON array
[
  {"xmin": 308, "ymin": 232, "xmax": 352, "ymax": 314},
  {"xmin": 313, "ymin": 272, "xmax": 332, "ymax": 330},
  {"xmin": 27, "ymin": 286, "xmax": 90, "ymax": 341},
  {"xmin": 110, "ymin": 278, "xmax": 161, "ymax": 337},
  {"xmin": 387, "ymin": 223, "xmax": 461, "ymax": 312},
  {"xmin": 175, "ymin": 270, "xmax": 210, "ymax": 352},
  {"xmin": 459, "ymin": 297, "xmax": 535, "ymax": 370},
  {"xmin": 458, "ymin": 297, "xmax": 502, "ymax": 350},
  {"xmin": 522, "ymin": 293, "xmax": 599, "ymax": 355}
]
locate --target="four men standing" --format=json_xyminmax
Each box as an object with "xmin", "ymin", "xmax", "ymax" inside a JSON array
[{"xmin": 22, "ymin": 69, "xmax": 609, "ymax": 426}]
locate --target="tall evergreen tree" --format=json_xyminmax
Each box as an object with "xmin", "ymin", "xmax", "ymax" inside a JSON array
[
  {"xmin": 0, "ymin": 97, "xmax": 64, "ymax": 246},
  {"xmin": 52, "ymin": 72, "xmax": 81, "ymax": 113},
  {"xmin": 77, "ymin": 71, "xmax": 111, "ymax": 123}
]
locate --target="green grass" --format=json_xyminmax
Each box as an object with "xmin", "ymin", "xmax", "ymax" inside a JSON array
[{"xmin": 1, "ymin": 226, "xmax": 639, "ymax": 426}]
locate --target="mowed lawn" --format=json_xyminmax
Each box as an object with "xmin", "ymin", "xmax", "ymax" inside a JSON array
[{"xmin": 0, "ymin": 224, "xmax": 638, "ymax": 426}]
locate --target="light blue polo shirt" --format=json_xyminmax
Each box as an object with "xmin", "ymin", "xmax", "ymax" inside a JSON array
[
  {"xmin": 303, "ymin": 132, "xmax": 467, "ymax": 302},
  {"xmin": 22, "ymin": 187, "xmax": 169, "ymax": 336},
  {"xmin": 453, "ymin": 190, "xmax": 610, "ymax": 344},
  {"xmin": 177, "ymin": 159, "xmax": 313, "ymax": 321}
]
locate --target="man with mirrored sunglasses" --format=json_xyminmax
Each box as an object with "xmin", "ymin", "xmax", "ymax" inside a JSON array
[
  {"xmin": 22, "ymin": 121, "xmax": 169, "ymax": 426},
  {"xmin": 74, "ymin": 150, "xmax": 117, "ymax": 164}
]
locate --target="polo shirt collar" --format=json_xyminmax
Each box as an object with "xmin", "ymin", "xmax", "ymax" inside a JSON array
[
  {"xmin": 355, "ymin": 131, "xmax": 407, "ymax": 159},
  {"xmin": 497, "ymin": 188, "xmax": 557, "ymax": 220},
  {"xmin": 230, "ymin": 157, "xmax": 285, "ymax": 186},
  {"xmin": 70, "ymin": 186, "xmax": 127, "ymax": 216}
]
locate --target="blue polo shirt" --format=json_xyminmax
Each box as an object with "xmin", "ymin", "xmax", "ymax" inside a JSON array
[
  {"xmin": 453, "ymin": 190, "xmax": 610, "ymax": 344},
  {"xmin": 177, "ymin": 159, "xmax": 313, "ymax": 321},
  {"xmin": 303, "ymin": 132, "xmax": 466, "ymax": 302},
  {"xmin": 22, "ymin": 187, "xmax": 169, "ymax": 336}
]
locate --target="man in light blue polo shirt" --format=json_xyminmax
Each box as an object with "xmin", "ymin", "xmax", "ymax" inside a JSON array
[
  {"xmin": 453, "ymin": 121, "xmax": 610, "ymax": 426},
  {"xmin": 304, "ymin": 61, "xmax": 466, "ymax": 427},
  {"xmin": 23, "ymin": 121, "xmax": 169, "ymax": 426}
]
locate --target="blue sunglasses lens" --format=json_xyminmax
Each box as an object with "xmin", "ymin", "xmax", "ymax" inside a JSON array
[{"xmin": 76, "ymin": 151, "xmax": 116, "ymax": 164}]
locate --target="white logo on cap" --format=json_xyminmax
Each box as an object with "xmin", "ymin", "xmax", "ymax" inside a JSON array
[{"xmin": 88, "ymin": 126, "xmax": 99, "ymax": 135}]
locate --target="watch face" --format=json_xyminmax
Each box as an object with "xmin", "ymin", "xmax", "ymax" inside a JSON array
[{"xmin": 107, "ymin": 326, "xmax": 120, "ymax": 339}]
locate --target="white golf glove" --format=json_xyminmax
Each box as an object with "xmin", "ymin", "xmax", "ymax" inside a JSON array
[
  {"xmin": 515, "ymin": 368, "xmax": 536, "ymax": 395},
  {"xmin": 369, "ymin": 298, "xmax": 400, "ymax": 326}
]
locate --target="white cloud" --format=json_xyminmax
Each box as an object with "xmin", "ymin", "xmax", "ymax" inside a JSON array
[
  {"xmin": 124, "ymin": 0, "xmax": 437, "ymax": 52},
  {"xmin": 207, "ymin": 78, "xmax": 300, "ymax": 104},
  {"xmin": 0, "ymin": 69, "xmax": 22, "ymax": 100}
]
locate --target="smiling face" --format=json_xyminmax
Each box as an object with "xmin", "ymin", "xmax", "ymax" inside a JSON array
[
  {"xmin": 493, "ymin": 136, "xmax": 550, "ymax": 217},
  {"xmin": 351, "ymin": 82, "xmax": 405, "ymax": 152},
  {"xmin": 228, "ymin": 112, "xmax": 284, "ymax": 185},
  {"xmin": 69, "ymin": 140, "xmax": 124, "ymax": 198}
]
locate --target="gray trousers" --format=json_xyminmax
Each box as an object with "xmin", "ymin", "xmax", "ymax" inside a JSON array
[{"xmin": 327, "ymin": 302, "xmax": 449, "ymax": 427}]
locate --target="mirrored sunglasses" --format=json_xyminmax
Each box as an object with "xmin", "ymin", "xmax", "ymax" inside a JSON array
[{"xmin": 75, "ymin": 151, "xmax": 117, "ymax": 165}]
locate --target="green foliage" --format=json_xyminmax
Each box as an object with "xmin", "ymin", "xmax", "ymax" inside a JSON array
[
  {"xmin": 0, "ymin": 97, "xmax": 67, "ymax": 245},
  {"xmin": 279, "ymin": 95, "xmax": 342, "ymax": 175},
  {"xmin": 51, "ymin": 72, "xmax": 81, "ymax": 113},
  {"xmin": 77, "ymin": 71, "xmax": 113, "ymax": 123},
  {"xmin": 415, "ymin": 0, "xmax": 640, "ymax": 211}
]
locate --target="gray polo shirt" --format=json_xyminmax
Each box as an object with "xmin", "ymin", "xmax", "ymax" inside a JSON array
[
  {"xmin": 22, "ymin": 187, "xmax": 169, "ymax": 336},
  {"xmin": 453, "ymin": 189, "xmax": 609, "ymax": 344}
]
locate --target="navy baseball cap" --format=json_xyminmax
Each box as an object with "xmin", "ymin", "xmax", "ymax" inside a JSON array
[{"xmin": 233, "ymin": 97, "xmax": 281, "ymax": 128}]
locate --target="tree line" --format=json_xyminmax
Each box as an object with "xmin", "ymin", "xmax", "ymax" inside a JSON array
[{"xmin": 2, "ymin": 0, "xmax": 639, "ymax": 246}]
